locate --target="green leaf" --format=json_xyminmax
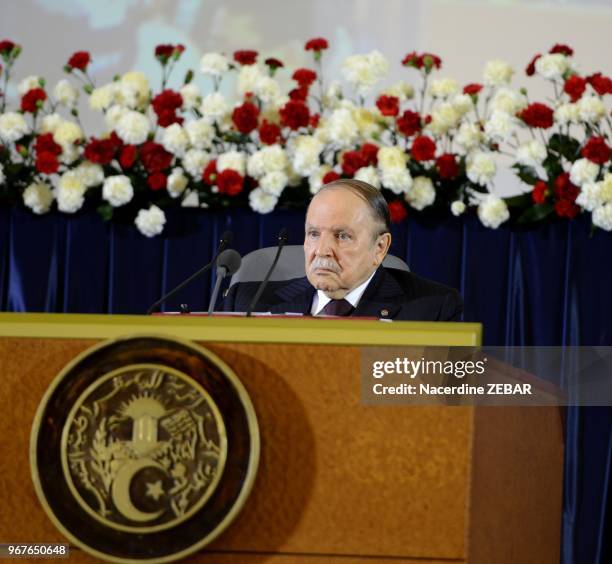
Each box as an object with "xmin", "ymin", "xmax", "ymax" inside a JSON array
[
  {"xmin": 97, "ymin": 204, "xmax": 114, "ymax": 221},
  {"xmin": 549, "ymin": 133, "xmax": 580, "ymax": 161},
  {"xmin": 504, "ymin": 193, "xmax": 532, "ymax": 209},
  {"xmin": 512, "ymin": 164, "xmax": 540, "ymax": 186},
  {"xmin": 517, "ymin": 203, "xmax": 554, "ymax": 224}
]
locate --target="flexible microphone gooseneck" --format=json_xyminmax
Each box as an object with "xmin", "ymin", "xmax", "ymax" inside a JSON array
[
  {"xmin": 207, "ymin": 249, "xmax": 242, "ymax": 316},
  {"xmin": 145, "ymin": 230, "xmax": 233, "ymax": 315},
  {"xmin": 245, "ymin": 228, "xmax": 289, "ymax": 317}
]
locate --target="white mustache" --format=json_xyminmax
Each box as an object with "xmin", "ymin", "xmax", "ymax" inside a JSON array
[{"xmin": 310, "ymin": 257, "xmax": 341, "ymax": 273}]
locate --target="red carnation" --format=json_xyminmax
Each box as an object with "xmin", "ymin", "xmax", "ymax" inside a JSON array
[
  {"xmin": 217, "ymin": 169, "xmax": 244, "ymax": 196},
  {"xmin": 518, "ymin": 103, "xmax": 554, "ymax": 129},
  {"xmin": 140, "ymin": 141, "xmax": 172, "ymax": 173},
  {"xmin": 525, "ymin": 54, "xmax": 541, "ymax": 76},
  {"xmin": 376, "ymin": 95, "xmax": 400, "ymax": 117},
  {"xmin": 554, "ymin": 173, "xmax": 579, "ymax": 201},
  {"xmin": 119, "ymin": 145, "xmax": 137, "ymax": 169},
  {"xmin": 581, "ymin": 136, "xmax": 611, "ymax": 165},
  {"xmin": 265, "ymin": 57, "xmax": 284, "ymax": 69},
  {"xmin": 361, "ymin": 143, "xmax": 379, "ymax": 166},
  {"xmin": 309, "ymin": 113, "xmax": 320, "ymax": 128},
  {"xmin": 411, "ymin": 136, "xmax": 436, "ymax": 162},
  {"xmin": 554, "ymin": 199, "xmax": 580, "ymax": 218},
  {"xmin": 550, "ymin": 44, "xmax": 573, "ymax": 57},
  {"xmin": 292, "ymin": 68, "xmax": 317, "ymax": 88},
  {"xmin": 203, "ymin": 160, "xmax": 217, "ymax": 184},
  {"xmin": 564, "ymin": 75, "xmax": 587, "ymax": 102},
  {"xmin": 21, "ymin": 87, "xmax": 46, "ymax": 113},
  {"xmin": 35, "ymin": 152, "xmax": 60, "ymax": 175},
  {"xmin": 587, "ymin": 73, "xmax": 612, "ymax": 96},
  {"xmin": 279, "ymin": 100, "xmax": 310, "ymax": 130},
  {"xmin": 396, "ymin": 110, "xmax": 421, "ymax": 137},
  {"xmin": 155, "ymin": 44, "xmax": 174, "ymax": 59},
  {"xmin": 147, "ymin": 172, "xmax": 167, "ymax": 191},
  {"xmin": 532, "ymin": 180, "xmax": 548, "ymax": 204},
  {"xmin": 401, "ymin": 51, "xmax": 420, "ymax": 67},
  {"xmin": 388, "ymin": 200, "xmax": 408, "ymax": 223},
  {"xmin": 108, "ymin": 131, "xmax": 124, "ymax": 151},
  {"xmin": 35, "ymin": 133, "xmax": 62, "ymax": 156},
  {"xmin": 322, "ymin": 171, "xmax": 340, "ymax": 184},
  {"xmin": 232, "ymin": 101, "xmax": 260, "ymax": 134},
  {"xmin": 402, "ymin": 51, "xmax": 441, "ymax": 71},
  {"xmin": 436, "ymin": 153, "xmax": 459, "ymax": 179},
  {"xmin": 0, "ymin": 40, "xmax": 15, "ymax": 54},
  {"xmin": 463, "ymin": 83, "xmax": 483, "ymax": 96},
  {"xmin": 67, "ymin": 51, "xmax": 91, "ymax": 71},
  {"xmin": 259, "ymin": 120, "xmax": 281, "ymax": 145},
  {"xmin": 233, "ymin": 50, "xmax": 258, "ymax": 66},
  {"xmin": 84, "ymin": 137, "xmax": 116, "ymax": 165},
  {"xmin": 305, "ymin": 37, "xmax": 329, "ymax": 52},
  {"xmin": 152, "ymin": 89, "xmax": 183, "ymax": 127},
  {"xmin": 342, "ymin": 150, "xmax": 367, "ymax": 177},
  {"xmin": 289, "ymin": 86, "xmax": 308, "ymax": 102}
]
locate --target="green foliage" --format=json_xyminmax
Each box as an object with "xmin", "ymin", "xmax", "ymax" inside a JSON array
[{"xmin": 517, "ymin": 203, "xmax": 554, "ymax": 224}]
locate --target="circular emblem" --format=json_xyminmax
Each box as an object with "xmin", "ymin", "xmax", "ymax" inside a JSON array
[{"xmin": 30, "ymin": 336, "xmax": 259, "ymax": 563}]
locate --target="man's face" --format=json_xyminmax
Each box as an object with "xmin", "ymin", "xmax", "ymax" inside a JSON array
[{"xmin": 304, "ymin": 188, "xmax": 391, "ymax": 299}]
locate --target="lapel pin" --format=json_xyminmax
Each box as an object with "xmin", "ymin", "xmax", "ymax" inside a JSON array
[{"xmin": 380, "ymin": 309, "xmax": 389, "ymax": 317}]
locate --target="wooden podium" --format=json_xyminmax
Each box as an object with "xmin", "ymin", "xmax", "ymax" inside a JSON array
[{"xmin": 0, "ymin": 314, "xmax": 563, "ymax": 563}]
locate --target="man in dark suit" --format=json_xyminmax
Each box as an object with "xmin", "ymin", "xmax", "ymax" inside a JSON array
[{"xmin": 224, "ymin": 179, "xmax": 462, "ymax": 321}]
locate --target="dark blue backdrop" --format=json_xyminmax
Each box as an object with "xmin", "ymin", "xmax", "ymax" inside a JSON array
[{"xmin": 0, "ymin": 204, "xmax": 610, "ymax": 562}]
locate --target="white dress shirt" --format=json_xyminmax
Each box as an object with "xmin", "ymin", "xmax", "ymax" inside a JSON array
[{"xmin": 310, "ymin": 271, "xmax": 376, "ymax": 316}]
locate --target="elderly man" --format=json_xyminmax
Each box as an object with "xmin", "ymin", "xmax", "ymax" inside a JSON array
[{"xmin": 223, "ymin": 179, "xmax": 463, "ymax": 320}]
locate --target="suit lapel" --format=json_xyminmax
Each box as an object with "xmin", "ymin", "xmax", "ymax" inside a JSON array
[
  {"xmin": 268, "ymin": 277, "xmax": 315, "ymax": 314},
  {"xmin": 352, "ymin": 267, "xmax": 404, "ymax": 319}
]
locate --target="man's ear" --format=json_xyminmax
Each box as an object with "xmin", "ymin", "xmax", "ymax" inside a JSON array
[{"xmin": 374, "ymin": 232, "xmax": 392, "ymax": 265}]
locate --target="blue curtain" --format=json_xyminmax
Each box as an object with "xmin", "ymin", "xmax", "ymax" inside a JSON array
[{"xmin": 0, "ymin": 205, "xmax": 609, "ymax": 563}]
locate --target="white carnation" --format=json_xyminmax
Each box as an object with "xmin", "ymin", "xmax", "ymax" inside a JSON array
[
  {"xmin": 246, "ymin": 151, "xmax": 266, "ymax": 178},
  {"xmin": 200, "ymin": 92, "xmax": 228, "ymax": 120},
  {"xmin": 102, "ymin": 175, "xmax": 133, "ymax": 207},
  {"xmin": 381, "ymin": 81, "xmax": 414, "ymax": 102},
  {"xmin": 40, "ymin": 113, "xmax": 62, "ymax": 134},
  {"xmin": 291, "ymin": 135, "xmax": 323, "ymax": 176},
  {"xmin": 249, "ymin": 187, "xmax": 278, "ymax": 214},
  {"xmin": 429, "ymin": 78, "xmax": 459, "ymax": 98},
  {"xmin": 406, "ymin": 176, "xmax": 436, "ymax": 210},
  {"xmin": 237, "ymin": 65, "xmax": 264, "ymax": 96},
  {"xmin": 185, "ymin": 119, "xmax": 214, "ymax": 149},
  {"xmin": 167, "ymin": 167, "xmax": 189, "ymax": 198},
  {"xmin": 491, "ymin": 87, "xmax": 527, "ymax": 115},
  {"xmin": 60, "ymin": 144, "xmax": 80, "ymax": 165},
  {"xmin": 483, "ymin": 60, "xmax": 514, "ymax": 87},
  {"xmin": 576, "ymin": 182, "xmax": 603, "ymax": 212},
  {"xmin": 254, "ymin": 76, "xmax": 281, "ymax": 104},
  {"xmin": 115, "ymin": 110, "xmax": 150, "ymax": 145},
  {"xmin": 0, "ymin": 112, "xmax": 28, "ymax": 141},
  {"xmin": 455, "ymin": 122, "xmax": 483, "ymax": 152},
  {"xmin": 354, "ymin": 166, "xmax": 381, "ymax": 189},
  {"xmin": 428, "ymin": 103, "xmax": 461, "ymax": 135},
  {"xmin": 217, "ymin": 151, "xmax": 246, "ymax": 175},
  {"xmin": 377, "ymin": 146, "xmax": 407, "ymax": 171},
  {"xmin": 18, "ymin": 75, "xmax": 42, "ymax": 96},
  {"xmin": 177, "ymin": 83, "xmax": 200, "ymax": 111},
  {"xmin": 477, "ymin": 194, "xmax": 509, "ymax": 228},
  {"xmin": 23, "ymin": 182, "xmax": 54, "ymax": 214},
  {"xmin": 535, "ymin": 53, "xmax": 570, "ymax": 80},
  {"xmin": 259, "ymin": 171, "xmax": 288, "ymax": 196},
  {"xmin": 75, "ymin": 162, "xmax": 104, "ymax": 187},
  {"xmin": 200, "ymin": 52, "xmax": 229, "ymax": 76},
  {"xmin": 451, "ymin": 200, "xmax": 466, "ymax": 216},
  {"xmin": 118, "ymin": 71, "xmax": 150, "ymax": 109},
  {"xmin": 161, "ymin": 123, "xmax": 189, "ymax": 156},
  {"xmin": 381, "ymin": 167, "xmax": 412, "ymax": 195},
  {"xmin": 325, "ymin": 107, "xmax": 359, "ymax": 148},
  {"xmin": 452, "ymin": 93, "xmax": 474, "ymax": 116},
  {"xmin": 248, "ymin": 144, "xmax": 288, "ymax": 177},
  {"xmin": 89, "ymin": 83, "xmax": 116, "ymax": 111},
  {"xmin": 322, "ymin": 80, "xmax": 343, "ymax": 109},
  {"xmin": 599, "ymin": 173, "xmax": 612, "ymax": 203},
  {"xmin": 56, "ymin": 171, "xmax": 86, "ymax": 213},
  {"xmin": 105, "ymin": 104, "xmax": 127, "ymax": 129},
  {"xmin": 570, "ymin": 158, "xmax": 599, "ymax": 187},
  {"xmin": 578, "ymin": 95, "xmax": 606, "ymax": 123},
  {"xmin": 593, "ymin": 203, "xmax": 612, "ymax": 231},
  {"xmin": 516, "ymin": 140, "xmax": 547, "ymax": 168},
  {"xmin": 352, "ymin": 107, "xmax": 381, "ymax": 139},
  {"xmin": 53, "ymin": 121, "xmax": 83, "ymax": 149},
  {"xmin": 342, "ymin": 50, "xmax": 389, "ymax": 95},
  {"xmin": 309, "ymin": 165, "xmax": 333, "ymax": 194},
  {"xmin": 53, "ymin": 79, "xmax": 78, "ymax": 106},
  {"xmin": 135, "ymin": 205, "xmax": 166, "ymax": 237},
  {"xmin": 467, "ymin": 151, "xmax": 497, "ymax": 185},
  {"xmin": 183, "ymin": 149, "xmax": 209, "ymax": 178},
  {"xmin": 485, "ymin": 111, "xmax": 517, "ymax": 142},
  {"xmin": 555, "ymin": 103, "xmax": 580, "ymax": 125}
]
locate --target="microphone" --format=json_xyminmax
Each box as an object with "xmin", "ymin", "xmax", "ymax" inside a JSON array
[
  {"xmin": 146, "ymin": 230, "xmax": 233, "ymax": 315},
  {"xmin": 245, "ymin": 228, "xmax": 289, "ymax": 317},
  {"xmin": 207, "ymin": 249, "xmax": 242, "ymax": 315}
]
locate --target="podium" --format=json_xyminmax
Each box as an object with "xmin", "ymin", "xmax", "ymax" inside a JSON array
[{"xmin": 0, "ymin": 314, "xmax": 563, "ymax": 563}]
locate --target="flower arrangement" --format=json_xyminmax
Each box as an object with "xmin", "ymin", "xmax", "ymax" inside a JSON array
[{"xmin": 0, "ymin": 37, "xmax": 610, "ymax": 236}]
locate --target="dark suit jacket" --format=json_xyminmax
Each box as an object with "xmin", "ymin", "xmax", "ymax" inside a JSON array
[{"xmin": 223, "ymin": 267, "xmax": 463, "ymax": 321}]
